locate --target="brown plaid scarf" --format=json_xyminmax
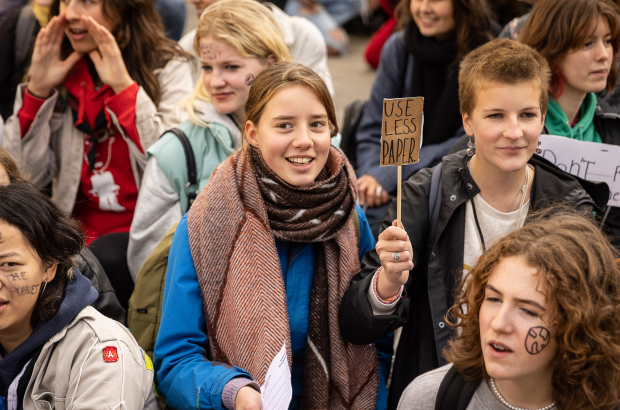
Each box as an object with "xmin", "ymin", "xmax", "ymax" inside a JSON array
[{"xmin": 188, "ymin": 146, "xmax": 379, "ymax": 409}]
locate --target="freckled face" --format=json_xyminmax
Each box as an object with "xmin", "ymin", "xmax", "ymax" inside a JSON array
[
  {"xmin": 199, "ymin": 36, "xmax": 269, "ymax": 122},
  {"xmin": 245, "ymin": 85, "xmax": 332, "ymax": 186},
  {"xmin": 480, "ymin": 255, "xmax": 557, "ymax": 383},
  {"xmin": 0, "ymin": 220, "xmax": 57, "ymax": 346}
]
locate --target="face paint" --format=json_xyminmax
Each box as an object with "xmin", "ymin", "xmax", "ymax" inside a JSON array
[
  {"xmin": 525, "ymin": 326, "xmax": 550, "ymax": 355},
  {"xmin": 3, "ymin": 272, "xmax": 27, "ymax": 282},
  {"xmin": 9, "ymin": 283, "xmax": 39, "ymax": 296},
  {"xmin": 200, "ymin": 43, "xmax": 221, "ymax": 61},
  {"xmin": 245, "ymin": 73, "xmax": 255, "ymax": 86}
]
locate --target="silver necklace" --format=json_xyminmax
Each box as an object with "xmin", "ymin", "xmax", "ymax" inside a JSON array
[{"xmin": 489, "ymin": 378, "xmax": 555, "ymax": 410}]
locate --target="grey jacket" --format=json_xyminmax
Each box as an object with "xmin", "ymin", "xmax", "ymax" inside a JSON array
[
  {"xmin": 0, "ymin": 57, "xmax": 193, "ymax": 213},
  {"xmin": 23, "ymin": 306, "xmax": 158, "ymax": 410}
]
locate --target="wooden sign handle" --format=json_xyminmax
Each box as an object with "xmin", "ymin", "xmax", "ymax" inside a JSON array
[{"xmin": 397, "ymin": 165, "xmax": 402, "ymax": 225}]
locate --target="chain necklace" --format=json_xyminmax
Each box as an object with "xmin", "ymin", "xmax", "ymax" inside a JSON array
[{"xmin": 489, "ymin": 378, "xmax": 555, "ymax": 410}]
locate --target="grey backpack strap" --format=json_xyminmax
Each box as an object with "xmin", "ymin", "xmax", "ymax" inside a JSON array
[
  {"xmin": 428, "ymin": 162, "xmax": 443, "ymax": 246},
  {"xmin": 14, "ymin": 4, "xmax": 37, "ymax": 70}
]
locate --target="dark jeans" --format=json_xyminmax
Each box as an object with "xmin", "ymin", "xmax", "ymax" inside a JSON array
[
  {"xmin": 89, "ymin": 232, "xmax": 134, "ymax": 310},
  {"xmin": 155, "ymin": 0, "xmax": 186, "ymax": 41}
]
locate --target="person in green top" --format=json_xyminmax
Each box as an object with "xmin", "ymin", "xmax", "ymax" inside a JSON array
[{"xmin": 519, "ymin": 0, "xmax": 620, "ymax": 248}]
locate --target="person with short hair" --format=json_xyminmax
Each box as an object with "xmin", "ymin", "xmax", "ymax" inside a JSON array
[
  {"xmin": 398, "ymin": 210, "xmax": 620, "ymax": 410},
  {"xmin": 354, "ymin": 0, "xmax": 499, "ymax": 237},
  {"xmin": 339, "ymin": 38, "xmax": 610, "ymax": 408},
  {"xmin": 154, "ymin": 62, "xmax": 392, "ymax": 410},
  {"xmin": 0, "ymin": 181, "xmax": 158, "ymax": 410},
  {"xmin": 520, "ymin": 0, "xmax": 620, "ymax": 249},
  {"xmin": 128, "ymin": 0, "xmax": 292, "ymax": 280}
]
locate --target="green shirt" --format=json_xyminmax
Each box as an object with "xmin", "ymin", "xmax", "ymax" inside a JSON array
[{"xmin": 546, "ymin": 93, "xmax": 602, "ymax": 143}]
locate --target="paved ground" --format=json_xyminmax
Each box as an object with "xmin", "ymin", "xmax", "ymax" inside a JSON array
[{"xmin": 182, "ymin": 1, "xmax": 377, "ymax": 124}]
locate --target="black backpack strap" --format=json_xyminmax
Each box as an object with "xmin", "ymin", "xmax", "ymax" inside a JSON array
[
  {"xmin": 435, "ymin": 366, "xmax": 481, "ymax": 410},
  {"xmin": 162, "ymin": 128, "xmax": 198, "ymax": 213},
  {"xmin": 428, "ymin": 162, "xmax": 443, "ymax": 246}
]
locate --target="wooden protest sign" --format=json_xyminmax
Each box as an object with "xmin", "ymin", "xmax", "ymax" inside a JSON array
[
  {"xmin": 381, "ymin": 97, "xmax": 424, "ymax": 167},
  {"xmin": 380, "ymin": 97, "xmax": 424, "ymax": 224}
]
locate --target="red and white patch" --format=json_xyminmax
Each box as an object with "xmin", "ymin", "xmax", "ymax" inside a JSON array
[{"xmin": 103, "ymin": 346, "xmax": 119, "ymax": 362}]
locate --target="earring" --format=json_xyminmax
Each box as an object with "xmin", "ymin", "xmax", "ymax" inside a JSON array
[
  {"xmin": 535, "ymin": 140, "xmax": 542, "ymax": 155},
  {"xmin": 466, "ymin": 136, "xmax": 474, "ymax": 157},
  {"xmin": 41, "ymin": 281, "xmax": 47, "ymax": 294}
]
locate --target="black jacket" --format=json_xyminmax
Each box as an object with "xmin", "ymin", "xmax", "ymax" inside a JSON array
[{"xmin": 339, "ymin": 150, "xmax": 609, "ymax": 410}]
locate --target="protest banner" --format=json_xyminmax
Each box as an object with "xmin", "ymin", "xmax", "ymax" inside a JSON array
[
  {"xmin": 381, "ymin": 97, "xmax": 424, "ymax": 223},
  {"xmin": 538, "ymin": 134, "xmax": 620, "ymax": 207}
]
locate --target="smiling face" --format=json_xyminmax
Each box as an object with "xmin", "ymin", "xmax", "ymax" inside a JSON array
[
  {"xmin": 200, "ymin": 36, "xmax": 269, "ymax": 123},
  {"xmin": 480, "ymin": 255, "xmax": 557, "ymax": 383},
  {"xmin": 556, "ymin": 17, "xmax": 613, "ymax": 96},
  {"xmin": 60, "ymin": 0, "xmax": 115, "ymax": 53},
  {"xmin": 0, "ymin": 220, "xmax": 57, "ymax": 351},
  {"xmin": 410, "ymin": 0, "xmax": 455, "ymax": 39},
  {"xmin": 462, "ymin": 81, "xmax": 545, "ymax": 175},
  {"xmin": 245, "ymin": 85, "xmax": 332, "ymax": 186}
]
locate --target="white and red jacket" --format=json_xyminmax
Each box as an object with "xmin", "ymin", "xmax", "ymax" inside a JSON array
[{"xmin": 2, "ymin": 56, "xmax": 192, "ymax": 243}]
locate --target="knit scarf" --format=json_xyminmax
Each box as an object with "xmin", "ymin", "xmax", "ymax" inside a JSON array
[
  {"xmin": 187, "ymin": 147, "xmax": 379, "ymax": 409},
  {"xmin": 405, "ymin": 21, "xmax": 462, "ymax": 146},
  {"xmin": 546, "ymin": 93, "xmax": 602, "ymax": 143}
]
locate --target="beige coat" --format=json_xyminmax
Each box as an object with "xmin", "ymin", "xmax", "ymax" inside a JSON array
[
  {"xmin": 24, "ymin": 306, "xmax": 158, "ymax": 410},
  {"xmin": 0, "ymin": 58, "xmax": 192, "ymax": 213}
]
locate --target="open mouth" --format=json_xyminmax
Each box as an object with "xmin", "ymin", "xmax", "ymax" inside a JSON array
[
  {"xmin": 287, "ymin": 157, "xmax": 314, "ymax": 165},
  {"xmin": 491, "ymin": 343, "xmax": 512, "ymax": 353},
  {"xmin": 0, "ymin": 301, "xmax": 8, "ymax": 312}
]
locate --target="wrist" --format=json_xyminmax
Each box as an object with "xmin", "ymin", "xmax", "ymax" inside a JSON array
[
  {"xmin": 111, "ymin": 77, "xmax": 134, "ymax": 94},
  {"xmin": 27, "ymin": 83, "xmax": 52, "ymax": 99},
  {"xmin": 376, "ymin": 267, "xmax": 403, "ymax": 300}
]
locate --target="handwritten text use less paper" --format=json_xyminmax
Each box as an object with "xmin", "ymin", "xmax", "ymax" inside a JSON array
[{"xmin": 260, "ymin": 343, "xmax": 292, "ymax": 410}]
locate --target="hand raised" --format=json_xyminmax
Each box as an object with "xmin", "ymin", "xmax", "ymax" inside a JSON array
[
  {"xmin": 375, "ymin": 220, "xmax": 413, "ymax": 299},
  {"xmin": 28, "ymin": 14, "xmax": 83, "ymax": 98},
  {"xmin": 235, "ymin": 386, "xmax": 263, "ymax": 410},
  {"xmin": 82, "ymin": 16, "xmax": 134, "ymax": 94}
]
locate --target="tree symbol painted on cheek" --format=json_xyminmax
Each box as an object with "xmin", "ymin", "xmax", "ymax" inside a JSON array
[
  {"xmin": 245, "ymin": 74, "xmax": 255, "ymax": 86},
  {"xmin": 525, "ymin": 326, "xmax": 550, "ymax": 355}
]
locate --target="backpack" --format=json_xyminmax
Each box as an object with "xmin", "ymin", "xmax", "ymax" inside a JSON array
[
  {"xmin": 128, "ymin": 128, "xmax": 362, "ymax": 356},
  {"xmin": 434, "ymin": 366, "xmax": 481, "ymax": 410}
]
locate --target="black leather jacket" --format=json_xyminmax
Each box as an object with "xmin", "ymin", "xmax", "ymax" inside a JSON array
[{"xmin": 339, "ymin": 150, "xmax": 608, "ymax": 409}]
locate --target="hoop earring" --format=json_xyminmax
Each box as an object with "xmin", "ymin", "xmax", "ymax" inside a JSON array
[
  {"xmin": 535, "ymin": 139, "xmax": 542, "ymax": 155},
  {"xmin": 466, "ymin": 136, "xmax": 474, "ymax": 157}
]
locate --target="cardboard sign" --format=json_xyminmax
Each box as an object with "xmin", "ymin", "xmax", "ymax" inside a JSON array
[
  {"xmin": 380, "ymin": 97, "xmax": 424, "ymax": 167},
  {"xmin": 538, "ymin": 134, "xmax": 620, "ymax": 207}
]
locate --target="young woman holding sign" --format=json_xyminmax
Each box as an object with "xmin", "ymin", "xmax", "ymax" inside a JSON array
[
  {"xmin": 338, "ymin": 39, "xmax": 610, "ymax": 408},
  {"xmin": 398, "ymin": 211, "xmax": 620, "ymax": 410},
  {"xmin": 354, "ymin": 0, "xmax": 500, "ymax": 237},
  {"xmin": 519, "ymin": 0, "xmax": 620, "ymax": 249},
  {"xmin": 153, "ymin": 62, "xmax": 392, "ymax": 410}
]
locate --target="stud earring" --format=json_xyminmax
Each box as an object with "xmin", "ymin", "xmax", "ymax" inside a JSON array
[
  {"xmin": 466, "ymin": 136, "xmax": 474, "ymax": 157},
  {"xmin": 535, "ymin": 140, "xmax": 542, "ymax": 155}
]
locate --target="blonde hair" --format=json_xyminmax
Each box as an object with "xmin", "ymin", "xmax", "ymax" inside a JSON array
[{"xmin": 185, "ymin": 0, "xmax": 291, "ymax": 127}]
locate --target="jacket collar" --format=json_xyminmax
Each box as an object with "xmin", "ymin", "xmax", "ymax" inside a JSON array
[{"xmin": 438, "ymin": 150, "xmax": 607, "ymax": 214}]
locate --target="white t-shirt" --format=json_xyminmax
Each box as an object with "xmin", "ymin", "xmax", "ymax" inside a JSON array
[{"xmin": 463, "ymin": 194, "xmax": 530, "ymax": 277}]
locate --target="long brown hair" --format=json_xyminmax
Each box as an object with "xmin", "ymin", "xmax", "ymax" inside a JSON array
[
  {"xmin": 395, "ymin": 0, "xmax": 496, "ymax": 64},
  {"xmin": 445, "ymin": 209, "xmax": 620, "ymax": 410},
  {"xmin": 50, "ymin": 0, "xmax": 191, "ymax": 106},
  {"xmin": 243, "ymin": 62, "xmax": 338, "ymax": 147},
  {"xmin": 519, "ymin": 0, "xmax": 620, "ymax": 98}
]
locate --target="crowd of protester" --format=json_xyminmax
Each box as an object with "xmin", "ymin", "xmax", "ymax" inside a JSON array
[{"xmin": 1, "ymin": 0, "xmax": 620, "ymax": 409}]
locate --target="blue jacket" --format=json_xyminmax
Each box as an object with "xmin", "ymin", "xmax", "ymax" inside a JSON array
[
  {"xmin": 154, "ymin": 205, "xmax": 391, "ymax": 410},
  {"xmin": 355, "ymin": 31, "xmax": 457, "ymax": 195}
]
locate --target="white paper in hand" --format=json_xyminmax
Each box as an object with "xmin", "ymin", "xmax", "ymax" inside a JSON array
[{"xmin": 260, "ymin": 343, "xmax": 292, "ymax": 410}]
